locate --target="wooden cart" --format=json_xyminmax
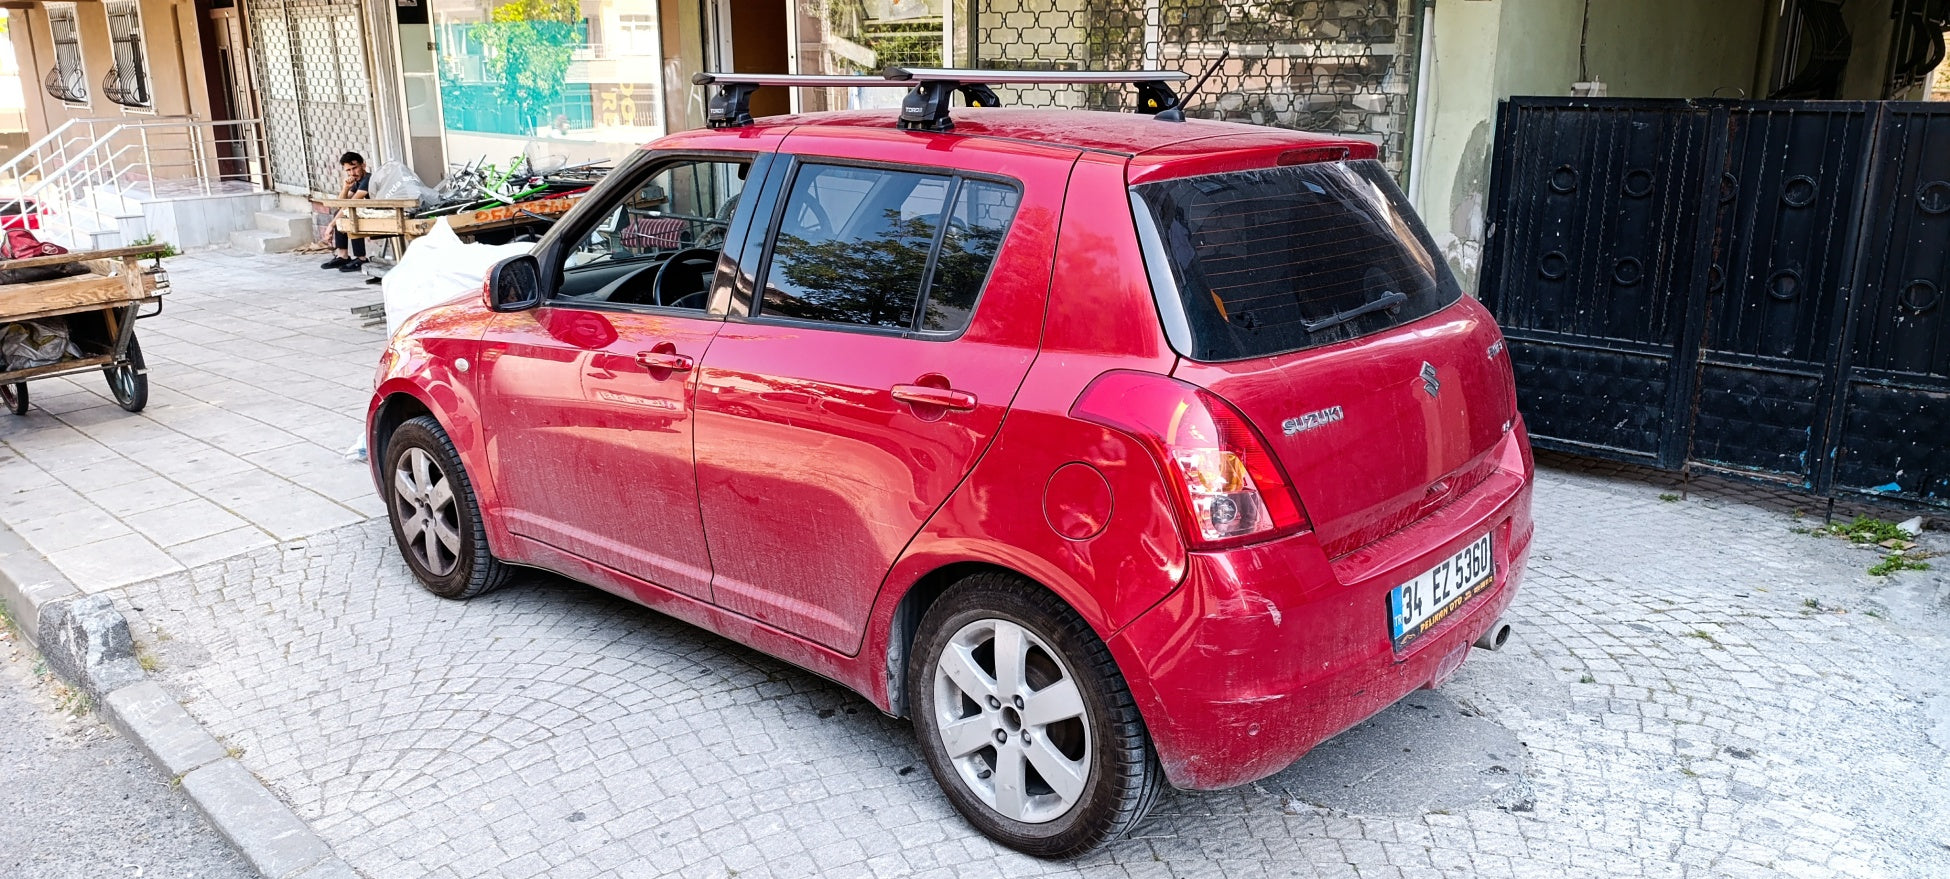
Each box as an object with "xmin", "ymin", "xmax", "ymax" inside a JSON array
[
  {"xmin": 0, "ymin": 246, "xmax": 166, "ymax": 415},
  {"xmin": 325, "ymin": 191, "xmax": 587, "ymax": 252}
]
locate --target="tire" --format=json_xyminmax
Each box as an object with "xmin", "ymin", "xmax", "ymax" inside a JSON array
[
  {"xmin": 382, "ymin": 414, "xmax": 512, "ymax": 599},
  {"xmin": 907, "ymin": 572, "xmax": 1167, "ymax": 857},
  {"xmin": 2, "ymin": 383, "xmax": 25, "ymax": 415},
  {"xmin": 105, "ymin": 333, "xmax": 148, "ymax": 412}
]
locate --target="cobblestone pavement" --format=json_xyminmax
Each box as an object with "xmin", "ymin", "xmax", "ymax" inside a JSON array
[
  {"xmin": 0, "ymin": 251, "xmax": 384, "ymax": 591},
  {"xmin": 0, "ymin": 622, "xmax": 255, "ymax": 879},
  {"xmin": 101, "ymin": 457, "xmax": 1950, "ymax": 878}
]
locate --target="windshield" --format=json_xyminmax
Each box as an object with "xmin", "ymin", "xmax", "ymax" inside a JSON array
[{"xmin": 1132, "ymin": 159, "xmax": 1463, "ymax": 362}]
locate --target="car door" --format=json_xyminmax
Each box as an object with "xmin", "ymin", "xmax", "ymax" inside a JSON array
[
  {"xmin": 476, "ymin": 155, "xmax": 764, "ymax": 602},
  {"xmin": 693, "ymin": 132, "xmax": 1077, "ymax": 653}
]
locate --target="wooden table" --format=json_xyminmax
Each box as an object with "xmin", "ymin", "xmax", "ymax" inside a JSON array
[{"xmin": 325, "ymin": 191, "xmax": 588, "ymax": 252}]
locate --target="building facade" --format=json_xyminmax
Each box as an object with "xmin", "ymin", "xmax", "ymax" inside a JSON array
[{"xmin": 1, "ymin": 0, "xmax": 1942, "ymax": 255}]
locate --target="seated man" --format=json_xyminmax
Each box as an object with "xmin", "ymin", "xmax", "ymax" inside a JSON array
[{"xmin": 320, "ymin": 152, "xmax": 371, "ymax": 272}]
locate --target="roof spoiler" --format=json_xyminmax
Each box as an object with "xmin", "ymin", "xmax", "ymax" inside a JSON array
[{"xmin": 691, "ymin": 67, "xmax": 1192, "ymax": 132}]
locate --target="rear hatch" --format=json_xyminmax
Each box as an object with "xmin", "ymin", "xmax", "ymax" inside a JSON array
[{"xmin": 1132, "ymin": 159, "xmax": 1514, "ymax": 557}]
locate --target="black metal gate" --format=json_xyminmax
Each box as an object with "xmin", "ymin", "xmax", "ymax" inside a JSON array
[{"xmin": 1482, "ymin": 98, "xmax": 1950, "ymax": 508}]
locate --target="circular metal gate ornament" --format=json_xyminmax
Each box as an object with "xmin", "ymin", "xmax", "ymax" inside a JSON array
[
  {"xmin": 1622, "ymin": 168, "xmax": 1654, "ymax": 198},
  {"xmin": 1767, "ymin": 269, "xmax": 1803, "ymax": 302},
  {"xmin": 1612, "ymin": 257, "xmax": 1644, "ymax": 286},
  {"xmin": 1539, "ymin": 251, "xmax": 1570, "ymax": 281},
  {"xmin": 1917, "ymin": 181, "xmax": 1950, "ymax": 215},
  {"xmin": 1900, "ymin": 280, "xmax": 1940, "ymax": 314},
  {"xmin": 1781, "ymin": 175, "xmax": 1818, "ymax": 208},
  {"xmin": 1548, "ymin": 165, "xmax": 1579, "ymax": 194}
]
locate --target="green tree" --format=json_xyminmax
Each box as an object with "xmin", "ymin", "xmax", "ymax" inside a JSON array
[{"xmin": 473, "ymin": 0, "xmax": 581, "ymax": 133}]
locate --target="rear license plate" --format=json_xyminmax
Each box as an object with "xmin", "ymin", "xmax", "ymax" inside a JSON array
[{"xmin": 1388, "ymin": 534, "xmax": 1494, "ymax": 651}]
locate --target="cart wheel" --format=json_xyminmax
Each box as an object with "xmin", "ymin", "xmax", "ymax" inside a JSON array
[
  {"xmin": 1, "ymin": 383, "xmax": 25, "ymax": 416},
  {"xmin": 105, "ymin": 334, "xmax": 148, "ymax": 412}
]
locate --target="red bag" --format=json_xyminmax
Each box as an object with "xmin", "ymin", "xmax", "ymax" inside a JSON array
[{"xmin": 2, "ymin": 227, "xmax": 66, "ymax": 260}]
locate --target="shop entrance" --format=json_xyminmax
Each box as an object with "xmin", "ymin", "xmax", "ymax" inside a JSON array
[{"xmin": 713, "ymin": 0, "xmax": 790, "ymax": 117}]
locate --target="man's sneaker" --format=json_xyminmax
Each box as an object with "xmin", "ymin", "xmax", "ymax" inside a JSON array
[
  {"xmin": 320, "ymin": 256, "xmax": 348, "ymax": 269},
  {"xmin": 338, "ymin": 259, "xmax": 365, "ymax": 272}
]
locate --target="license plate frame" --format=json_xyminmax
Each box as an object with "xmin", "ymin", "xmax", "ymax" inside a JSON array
[{"xmin": 1388, "ymin": 533, "xmax": 1494, "ymax": 651}]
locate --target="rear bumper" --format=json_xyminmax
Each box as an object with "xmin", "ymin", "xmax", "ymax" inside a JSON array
[{"xmin": 1109, "ymin": 425, "xmax": 1535, "ymax": 791}]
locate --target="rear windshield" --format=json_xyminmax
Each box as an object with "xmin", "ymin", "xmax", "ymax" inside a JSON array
[{"xmin": 1133, "ymin": 159, "xmax": 1463, "ymax": 362}]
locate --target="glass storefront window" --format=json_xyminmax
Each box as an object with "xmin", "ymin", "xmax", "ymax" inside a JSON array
[
  {"xmin": 430, "ymin": 0, "xmax": 667, "ymax": 166},
  {"xmin": 789, "ymin": 0, "xmax": 953, "ymax": 113}
]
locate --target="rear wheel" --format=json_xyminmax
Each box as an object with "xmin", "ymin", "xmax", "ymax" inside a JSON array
[
  {"xmin": 907, "ymin": 572, "xmax": 1167, "ymax": 857},
  {"xmin": 383, "ymin": 415, "xmax": 512, "ymax": 599},
  {"xmin": 104, "ymin": 334, "xmax": 148, "ymax": 412},
  {"xmin": 1, "ymin": 383, "xmax": 25, "ymax": 415}
]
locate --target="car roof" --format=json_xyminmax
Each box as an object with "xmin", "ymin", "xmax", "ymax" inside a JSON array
[{"xmin": 651, "ymin": 108, "xmax": 1371, "ymax": 159}]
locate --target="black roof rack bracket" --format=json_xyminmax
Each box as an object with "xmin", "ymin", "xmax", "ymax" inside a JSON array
[
  {"xmin": 958, "ymin": 84, "xmax": 1002, "ymax": 109},
  {"xmin": 1135, "ymin": 80, "xmax": 1182, "ymax": 117},
  {"xmin": 695, "ymin": 73, "xmax": 760, "ymax": 129},
  {"xmin": 899, "ymin": 81, "xmax": 958, "ymax": 132}
]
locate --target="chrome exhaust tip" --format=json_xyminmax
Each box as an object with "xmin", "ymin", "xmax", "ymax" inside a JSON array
[{"xmin": 1473, "ymin": 621, "xmax": 1512, "ymax": 651}]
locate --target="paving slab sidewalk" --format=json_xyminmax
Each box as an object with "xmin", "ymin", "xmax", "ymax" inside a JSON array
[{"xmin": 0, "ymin": 250, "xmax": 386, "ymax": 592}]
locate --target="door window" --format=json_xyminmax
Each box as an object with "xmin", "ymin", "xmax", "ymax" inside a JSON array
[
  {"xmin": 758, "ymin": 163, "xmax": 1019, "ymax": 334},
  {"xmin": 559, "ymin": 159, "xmax": 748, "ymax": 308}
]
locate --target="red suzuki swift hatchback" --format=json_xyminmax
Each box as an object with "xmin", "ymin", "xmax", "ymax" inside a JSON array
[{"xmin": 368, "ymin": 69, "xmax": 1534, "ymax": 857}]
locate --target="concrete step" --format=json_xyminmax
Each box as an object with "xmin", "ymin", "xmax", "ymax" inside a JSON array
[
  {"xmin": 229, "ymin": 228, "xmax": 306, "ymax": 254},
  {"xmin": 254, "ymin": 209, "xmax": 310, "ymax": 238}
]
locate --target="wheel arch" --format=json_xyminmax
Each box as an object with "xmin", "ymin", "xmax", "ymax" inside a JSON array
[
  {"xmin": 367, "ymin": 381, "xmax": 508, "ymax": 555},
  {"xmin": 880, "ymin": 559, "xmax": 1116, "ymax": 720},
  {"xmin": 369, "ymin": 389, "xmax": 436, "ymax": 471}
]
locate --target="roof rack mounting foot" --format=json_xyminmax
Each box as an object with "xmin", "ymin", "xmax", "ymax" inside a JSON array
[
  {"xmin": 1136, "ymin": 80, "xmax": 1182, "ymax": 118},
  {"xmin": 694, "ymin": 72, "xmax": 760, "ymax": 129},
  {"xmin": 958, "ymin": 84, "xmax": 1001, "ymax": 109},
  {"xmin": 899, "ymin": 81, "xmax": 958, "ymax": 132}
]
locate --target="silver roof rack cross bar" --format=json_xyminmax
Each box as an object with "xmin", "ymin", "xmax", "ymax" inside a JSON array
[{"xmin": 691, "ymin": 67, "xmax": 1194, "ymax": 131}]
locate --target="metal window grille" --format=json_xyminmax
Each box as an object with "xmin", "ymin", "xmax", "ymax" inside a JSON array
[
  {"xmin": 44, "ymin": 3, "xmax": 87, "ymax": 104},
  {"xmin": 104, "ymin": 1, "xmax": 152, "ymax": 108},
  {"xmin": 251, "ymin": 0, "xmax": 377, "ymax": 194},
  {"xmin": 975, "ymin": 0, "xmax": 1423, "ymax": 176}
]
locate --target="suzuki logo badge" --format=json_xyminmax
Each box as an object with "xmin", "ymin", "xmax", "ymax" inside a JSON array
[{"xmin": 1420, "ymin": 362, "xmax": 1441, "ymax": 398}]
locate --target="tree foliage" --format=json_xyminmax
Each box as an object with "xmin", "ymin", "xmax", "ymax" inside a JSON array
[{"xmin": 473, "ymin": 0, "xmax": 582, "ymax": 132}]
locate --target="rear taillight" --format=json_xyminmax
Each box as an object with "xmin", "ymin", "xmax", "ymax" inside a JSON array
[{"xmin": 1071, "ymin": 370, "xmax": 1309, "ymax": 549}]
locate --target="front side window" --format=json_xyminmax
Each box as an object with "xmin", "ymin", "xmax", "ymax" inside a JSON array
[
  {"xmin": 758, "ymin": 163, "xmax": 1019, "ymax": 334},
  {"xmin": 45, "ymin": 4, "xmax": 87, "ymax": 104},
  {"xmin": 558, "ymin": 159, "xmax": 748, "ymax": 308},
  {"xmin": 104, "ymin": 1, "xmax": 152, "ymax": 107}
]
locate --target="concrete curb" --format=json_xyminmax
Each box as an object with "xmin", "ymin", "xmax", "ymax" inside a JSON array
[{"xmin": 0, "ymin": 520, "xmax": 360, "ymax": 879}]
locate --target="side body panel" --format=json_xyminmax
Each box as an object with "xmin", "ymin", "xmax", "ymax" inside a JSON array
[
  {"xmin": 475, "ymin": 306, "xmax": 724, "ymax": 601},
  {"xmin": 692, "ymin": 130, "xmax": 1077, "ymax": 655},
  {"xmin": 875, "ymin": 151, "xmax": 1189, "ymax": 641}
]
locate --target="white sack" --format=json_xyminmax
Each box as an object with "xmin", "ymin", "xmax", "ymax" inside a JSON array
[{"xmin": 381, "ymin": 217, "xmax": 533, "ymax": 336}]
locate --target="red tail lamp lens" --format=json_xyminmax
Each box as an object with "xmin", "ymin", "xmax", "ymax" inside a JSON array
[{"xmin": 1071, "ymin": 370, "xmax": 1308, "ymax": 549}]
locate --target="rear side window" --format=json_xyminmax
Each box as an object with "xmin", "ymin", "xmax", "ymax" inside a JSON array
[
  {"xmin": 1133, "ymin": 159, "xmax": 1463, "ymax": 362},
  {"xmin": 758, "ymin": 162, "xmax": 1019, "ymax": 334}
]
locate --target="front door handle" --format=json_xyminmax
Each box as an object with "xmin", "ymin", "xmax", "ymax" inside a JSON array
[
  {"xmin": 892, "ymin": 383, "xmax": 977, "ymax": 411},
  {"xmin": 635, "ymin": 344, "xmax": 694, "ymax": 372}
]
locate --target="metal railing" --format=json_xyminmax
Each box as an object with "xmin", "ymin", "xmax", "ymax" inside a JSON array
[{"xmin": 0, "ymin": 116, "xmax": 271, "ymax": 248}]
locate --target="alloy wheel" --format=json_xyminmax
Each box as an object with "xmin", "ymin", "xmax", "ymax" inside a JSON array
[
  {"xmin": 392, "ymin": 446, "xmax": 462, "ymax": 577},
  {"xmin": 932, "ymin": 618, "xmax": 1092, "ymax": 824}
]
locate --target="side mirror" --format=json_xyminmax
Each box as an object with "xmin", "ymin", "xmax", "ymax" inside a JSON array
[{"xmin": 486, "ymin": 254, "xmax": 543, "ymax": 312}]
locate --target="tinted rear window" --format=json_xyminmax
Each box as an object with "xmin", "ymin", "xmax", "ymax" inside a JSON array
[{"xmin": 1133, "ymin": 160, "xmax": 1463, "ymax": 362}]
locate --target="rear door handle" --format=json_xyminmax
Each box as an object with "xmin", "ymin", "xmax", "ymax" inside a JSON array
[
  {"xmin": 891, "ymin": 383, "xmax": 977, "ymax": 411},
  {"xmin": 635, "ymin": 347, "xmax": 694, "ymax": 372}
]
